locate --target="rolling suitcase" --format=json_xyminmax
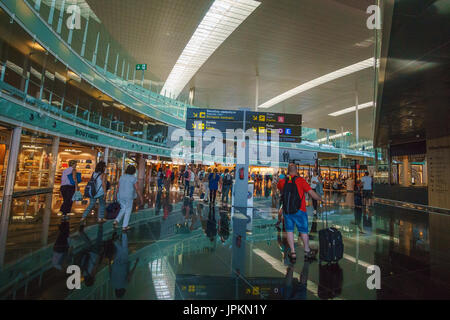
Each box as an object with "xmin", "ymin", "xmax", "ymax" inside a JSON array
[{"xmin": 318, "ymin": 204, "xmax": 343, "ymax": 263}]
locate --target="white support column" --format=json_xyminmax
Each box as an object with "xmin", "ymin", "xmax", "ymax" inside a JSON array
[
  {"xmin": 104, "ymin": 147, "xmax": 110, "ymax": 165},
  {"xmin": 0, "ymin": 127, "xmax": 22, "ymax": 268},
  {"xmin": 41, "ymin": 136, "xmax": 60, "ymax": 246},
  {"xmin": 137, "ymin": 154, "xmax": 146, "ymax": 196},
  {"xmin": 80, "ymin": 16, "xmax": 89, "ymax": 57},
  {"xmin": 355, "ymin": 82, "xmax": 359, "ymax": 144},
  {"xmin": 255, "ymin": 75, "xmax": 259, "ymax": 111}
]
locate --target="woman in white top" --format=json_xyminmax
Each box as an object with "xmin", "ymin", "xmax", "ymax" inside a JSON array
[
  {"xmin": 60, "ymin": 160, "xmax": 79, "ymax": 219},
  {"xmin": 81, "ymin": 161, "xmax": 108, "ymax": 224},
  {"xmin": 113, "ymin": 165, "xmax": 143, "ymax": 231}
]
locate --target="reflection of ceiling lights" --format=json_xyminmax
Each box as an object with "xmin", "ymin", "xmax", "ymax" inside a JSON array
[
  {"xmin": 161, "ymin": 0, "xmax": 261, "ymax": 99},
  {"xmin": 258, "ymin": 58, "xmax": 374, "ymax": 109},
  {"xmin": 315, "ymin": 131, "xmax": 350, "ymax": 143},
  {"xmin": 328, "ymin": 101, "xmax": 374, "ymax": 117}
]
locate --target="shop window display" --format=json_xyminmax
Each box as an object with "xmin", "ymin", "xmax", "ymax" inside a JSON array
[{"xmin": 14, "ymin": 131, "xmax": 54, "ymax": 191}]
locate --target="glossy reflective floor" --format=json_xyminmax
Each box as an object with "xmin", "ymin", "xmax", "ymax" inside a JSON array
[{"xmin": 2, "ymin": 191, "xmax": 450, "ymax": 300}]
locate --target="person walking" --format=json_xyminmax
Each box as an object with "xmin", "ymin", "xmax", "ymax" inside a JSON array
[
  {"xmin": 114, "ymin": 165, "xmax": 143, "ymax": 231},
  {"xmin": 156, "ymin": 167, "xmax": 164, "ymax": 192},
  {"xmin": 189, "ymin": 166, "xmax": 196, "ymax": 199},
  {"xmin": 203, "ymin": 168, "xmax": 211, "ymax": 203},
  {"xmin": 59, "ymin": 160, "xmax": 79, "ymax": 219},
  {"xmin": 361, "ymin": 171, "xmax": 373, "ymax": 208},
  {"xmin": 183, "ymin": 166, "xmax": 191, "ymax": 197},
  {"xmin": 277, "ymin": 163, "xmax": 322, "ymax": 263},
  {"xmin": 310, "ymin": 170, "xmax": 321, "ymax": 216},
  {"xmin": 221, "ymin": 169, "xmax": 233, "ymax": 206},
  {"xmin": 208, "ymin": 168, "xmax": 221, "ymax": 206},
  {"xmin": 165, "ymin": 166, "xmax": 172, "ymax": 192},
  {"xmin": 81, "ymin": 161, "xmax": 108, "ymax": 224}
]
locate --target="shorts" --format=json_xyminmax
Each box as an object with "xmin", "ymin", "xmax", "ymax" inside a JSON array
[
  {"xmin": 283, "ymin": 210, "xmax": 308, "ymax": 234},
  {"xmin": 363, "ymin": 190, "xmax": 372, "ymax": 199}
]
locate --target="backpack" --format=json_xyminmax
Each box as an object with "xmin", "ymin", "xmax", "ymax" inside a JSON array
[
  {"xmin": 282, "ymin": 176, "xmax": 303, "ymax": 214},
  {"xmin": 199, "ymin": 171, "xmax": 204, "ymax": 180},
  {"xmin": 184, "ymin": 170, "xmax": 190, "ymax": 179},
  {"xmin": 170, "ymin": 171, "xmax": 175, "ymax": 181},
  {"xmin": 84, "ymin": 173, "xmax": 101, "ymax": 198},
  {"xmin": 224, "ymin": 173, "xmax": 232, "ymax": 185}
]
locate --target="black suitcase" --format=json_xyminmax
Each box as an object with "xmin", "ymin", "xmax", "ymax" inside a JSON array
[{"xmin": 318, "ymin": 206, "xmax": 344, "ymax": 263}]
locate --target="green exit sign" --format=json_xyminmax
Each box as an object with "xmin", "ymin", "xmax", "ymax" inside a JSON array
[{"xmin": 136, "ymin": 64, "xmax": 147, "ymax": 71}]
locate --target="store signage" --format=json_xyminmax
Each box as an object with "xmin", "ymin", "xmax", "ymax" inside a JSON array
[
  {"xmin": 64, "ymin": 149, "xmax": 82, "ymax": 153},
  {"xmin": 75, "ymin": 129, "xmax": 99, "ymax": 141}
]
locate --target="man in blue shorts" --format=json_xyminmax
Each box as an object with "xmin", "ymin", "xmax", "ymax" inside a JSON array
[{"xmin": 277, "ymin": 163, "xmax": 322, "ymax": 263}]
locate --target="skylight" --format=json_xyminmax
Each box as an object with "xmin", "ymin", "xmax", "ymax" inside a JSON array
[
  {"xmin": 161, "ymin": 0, "xmax": 261, "ymax": 99},
  {"xmin": 258, "ymin": 58, "xmax": 375, "ymax": 109},
  {"xmin": 328, "ymin": 101, "xmax": 374, "ymax": 117}
]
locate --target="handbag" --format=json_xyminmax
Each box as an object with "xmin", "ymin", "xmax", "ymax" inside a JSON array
[
  {"xmin": 106, "ymin": 202, "xmax": 121, "ymax": 220},
  {"xmin": 72, "ymin": 190, "xmax": 83, "ymax": 201},
  {"xmin": 68, "ymin": 172, "xmax": 82, "ymax": 185}
]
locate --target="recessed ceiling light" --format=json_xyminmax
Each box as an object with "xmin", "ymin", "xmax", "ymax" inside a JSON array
[
  {"xmin": 258, "ymin": 58, "xmax": 375, "ymax": 109},
  {"xmin": 328, "ymin": 101, "xmax": 374, "ymax": 117},
  {"xmin": 161, "ymin": 0, "xmax": 261, "ymax": 99}
]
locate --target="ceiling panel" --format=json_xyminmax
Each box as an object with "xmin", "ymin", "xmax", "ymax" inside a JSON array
[{"xmin": 87, "ymin": 0, "xmax": 377, "ymax": 138}]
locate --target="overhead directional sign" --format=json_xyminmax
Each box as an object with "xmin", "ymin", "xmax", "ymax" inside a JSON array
[
  {"xmin": 186, "ymin": 108, "xmax": 302, "ymax": 142},
  {"xmin": 186, "ymin": 119, "xmax": 243, "ymax": 132},
  {"xmin": 247, "ymin": 111, "xmax": 302, "ymax": 125},
  {"xmin": 187, "ymin": 108, "xmax": 244, "ymax": 122},
  {"xmin": 136, "ymin": 64, "xmax": 147, "ymax": 70}
]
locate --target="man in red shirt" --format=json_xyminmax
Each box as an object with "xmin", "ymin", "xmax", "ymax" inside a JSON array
[
  {"xmin": 277, "ymin": 163, "xmax": 322, "ymax": 263},
  {"xmin": 165, "ymin": 166, "xmax": 172, "ymax": 192}
]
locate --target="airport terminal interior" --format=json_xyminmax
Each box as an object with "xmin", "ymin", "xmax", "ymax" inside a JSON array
[{"xmin": 0, "ymin": 0, "xmax": 449, "ymax": 300}]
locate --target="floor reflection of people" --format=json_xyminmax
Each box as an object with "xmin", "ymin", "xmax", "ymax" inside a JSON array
[
  {"xmin": 283, "ymin": 261, "xmax": 310, "ymax": 300},
  {"xmin": 109, "ymin": 232, "xmax": 139, "ymax": 299},
  {"xmin": 155, "ymin": 190, "xmax": 162, "ymax": 215},
  {"xmin": 206, "ymin": 206, "xmax": 217, "ymax": 242},
  {"xmin": 162, "ymin": 191, "xmax": 172, "ymax": 220},
  {"xmin": 77, "ymin": 224, "xmax": 104, "ymax": 287},
  {"xmin": 218, "ymin": 209, "xmax": 230, "ymax": 243},
  {"xmin": 52, "ymin": 221, "xmax": 72, "ymax": 270}
]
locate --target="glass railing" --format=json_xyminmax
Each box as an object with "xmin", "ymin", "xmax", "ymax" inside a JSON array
[
  {"xmin": 0, "ymin": 66, "xmax": 170, "ymax": 148},
  {"xmin": 1, "ymin": 0, "xmax": 374, "ymax": 157},
  {"xmin": 23, "ymin": 0, "xmax": 191, "ymax": 121}
]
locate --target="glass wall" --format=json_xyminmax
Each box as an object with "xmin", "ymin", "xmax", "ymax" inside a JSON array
[
  {"xmin": 0, "ymin": 125, "xmax": 12, "ymax": 214},
  {"xmin": 0, "ymin": 7, "xmax": 170, "ymax": 147}
]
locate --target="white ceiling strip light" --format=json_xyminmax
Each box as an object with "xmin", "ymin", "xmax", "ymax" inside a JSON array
[
  {"xmin": 328, "ymin": 101, "xmax": 374, "ymax": 117},
  {"xmin": 161, "ymin": 0, "xmax": 261, "ymax": 99},
  {"xmin": 258, "ymin": 58, "xmax": 375, "ymax": 109}
]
